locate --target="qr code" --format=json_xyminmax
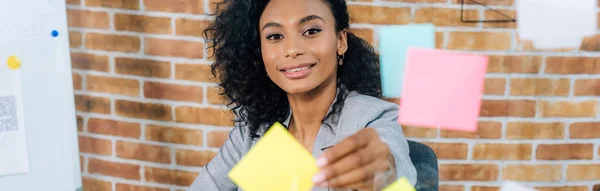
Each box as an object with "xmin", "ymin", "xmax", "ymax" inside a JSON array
[{"xmin": 0, "ymin": 96, "xmax": 18, "ymax": 132}]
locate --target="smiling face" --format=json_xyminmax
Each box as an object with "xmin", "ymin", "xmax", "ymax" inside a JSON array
[{"xmin": 259, "ymin": 0, "xmax": 347, "ymax": 95}]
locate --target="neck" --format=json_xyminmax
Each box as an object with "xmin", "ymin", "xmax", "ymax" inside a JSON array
[{"xmin": 287, "ymin": 81, "xmax": 337, "ymax": 140}]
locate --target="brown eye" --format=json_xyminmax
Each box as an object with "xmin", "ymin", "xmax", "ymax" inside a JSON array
[
  {"xmin": 303, "ymin": 28, "xmax": 321, "ymax": 36},
  {"xmin": 267, "ymin": 34, "xmax": 283, "ymax": 40}
]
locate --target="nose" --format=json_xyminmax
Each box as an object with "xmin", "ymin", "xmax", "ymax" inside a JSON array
[{"xmin": 284, "ymin": 36, "xmax": 305, "ymax": 58}]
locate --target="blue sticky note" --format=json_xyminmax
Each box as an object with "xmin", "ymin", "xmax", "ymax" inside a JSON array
[{"xmin": 379, "ymin": 24, "xmax": 435, "ymax": 98}]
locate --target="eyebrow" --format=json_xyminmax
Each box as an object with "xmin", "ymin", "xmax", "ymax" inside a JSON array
[{"xmin": 261, "ymin": 15, "xmax": 325, "ymax": 31}]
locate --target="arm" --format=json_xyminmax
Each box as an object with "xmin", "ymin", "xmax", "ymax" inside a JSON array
[
  {"xmin": 187, "ymin": 125, "xmax": 247, "ymax": 191},
  {"xmin": 366, "ymin": 103, "xmax": 417, "ymax": 186}
]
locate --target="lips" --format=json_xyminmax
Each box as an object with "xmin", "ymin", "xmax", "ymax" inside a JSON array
[{"xmin": 279, "ymin": 63, "xmax": 316, "ymax": 80}]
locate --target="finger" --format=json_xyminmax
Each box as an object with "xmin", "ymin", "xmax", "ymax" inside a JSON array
[
  {"xmin": 325, "ymin": 157, "xmax": 390, "ymax": 189},
  {"xmin": 317, "ymin": 129, "xmax": 376, "ymax": 167},
  {"xmin": 316, "ymin": 147, "xmax": 375, "ymax": 183}
]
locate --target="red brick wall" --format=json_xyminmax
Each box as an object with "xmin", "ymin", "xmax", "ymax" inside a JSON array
[{"xmin": 66, "ymin": 0, "xmax": 600, "ymax": 191}]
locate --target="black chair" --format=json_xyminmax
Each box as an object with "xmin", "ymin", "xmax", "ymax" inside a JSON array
[{"xmin": 408, "ymin": 140, "xmax": 439, "ymax": 191}]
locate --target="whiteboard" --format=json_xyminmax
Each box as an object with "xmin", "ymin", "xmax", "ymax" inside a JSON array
[{"xmin": 0, "ymin": 0, "xmax": 82, "ymax": 190}]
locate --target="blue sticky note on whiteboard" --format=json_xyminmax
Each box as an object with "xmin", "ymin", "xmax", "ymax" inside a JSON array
[{"xmin": 379, "ymin": 24, "xmax": 435, "ymax": 98}]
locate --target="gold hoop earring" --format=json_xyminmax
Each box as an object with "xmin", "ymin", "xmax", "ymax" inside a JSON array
[{"xmin": 337, "ymin": 54, "xmax": 344, "ymax": 66}]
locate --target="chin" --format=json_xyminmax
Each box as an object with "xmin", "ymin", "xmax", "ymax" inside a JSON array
[{"xmin": 279, "ymin": 81, "xmax": 319, "ymax": 95}]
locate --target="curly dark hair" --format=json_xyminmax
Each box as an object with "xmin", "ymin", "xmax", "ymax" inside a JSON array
[{"xmin": 204, "ymin": 0, "xmax": 382, "ymax": 138}]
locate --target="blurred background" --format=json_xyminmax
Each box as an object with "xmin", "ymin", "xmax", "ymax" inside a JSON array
[{"xmin": 65, "ymin": 0, "xmax": 600, "ymax": 191}]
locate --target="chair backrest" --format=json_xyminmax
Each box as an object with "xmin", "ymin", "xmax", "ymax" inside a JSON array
[{"xmin": 407, "ymin": 140, "xmax": 439, "ymax": 191}]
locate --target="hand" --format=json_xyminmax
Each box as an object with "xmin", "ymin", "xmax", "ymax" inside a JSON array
[{"xmin": 312, "ymin": 128, "xmax": 396, "ymax": 191}]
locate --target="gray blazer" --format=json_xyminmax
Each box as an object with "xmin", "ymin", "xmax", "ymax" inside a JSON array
[{"xmin": 188, "ymin": 89, "xmax": 417, "ymax": 191}]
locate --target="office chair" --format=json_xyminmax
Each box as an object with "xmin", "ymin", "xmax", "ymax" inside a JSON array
[{"xmin": 408, "ymin": 140, "xmax": 439, "ymax": 191}]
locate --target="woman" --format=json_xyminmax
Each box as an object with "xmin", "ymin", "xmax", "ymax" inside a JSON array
[{"xmin": 189, "ymin": 0, "xmax": 417, "ymax": 190}]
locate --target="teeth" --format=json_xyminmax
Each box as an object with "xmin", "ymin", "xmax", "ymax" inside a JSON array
[{"xmin": 286, "ymin": 66, "xmax": 310, "ymax": 73}]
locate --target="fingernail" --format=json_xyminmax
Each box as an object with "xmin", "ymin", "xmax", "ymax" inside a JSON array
[
  {"xmin": 313, "ymin": 172, "xmax": 325, "ymax": 183},
  {"xmin": 316, "ymin": 157, "xmax": 328, "ymax": 167}
]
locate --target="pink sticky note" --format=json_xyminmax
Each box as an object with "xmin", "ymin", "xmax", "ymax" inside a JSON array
[{"xmin": 398, "ymin": 47, "xmax": 488, "ymax": 132}]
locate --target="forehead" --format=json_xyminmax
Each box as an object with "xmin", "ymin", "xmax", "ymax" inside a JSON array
[{"xmin": 259, "ymin": 0, "xmax": 334, "ymax": 25}]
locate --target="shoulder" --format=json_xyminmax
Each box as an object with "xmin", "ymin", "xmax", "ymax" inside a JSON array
[
  {"xmin": 339, "ymin": 91, "xmax": 399, "ymax": 126},
  {"xmin": 344, "ymin": 91, "xmax": 398, "ymax": 115}
]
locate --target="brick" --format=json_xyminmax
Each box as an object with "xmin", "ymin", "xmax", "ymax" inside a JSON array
[
  {"xmin": 422, "ymin": 142, "xmax": 468, "ymax": 159},
  {"xmin": 206, "ymin": 86, "xmax": 227, "ymax": 105},
  {"xmin": 414, "ymin": 8, "xmax": 479, "ymax": 27},
  {"xmin": 72, "ymin": 73, "xmax": 82, "ymax": 90},
  {"xmin": 69, "ymin": 31, "xmax": 82, "ymax": 47},
  {"xmin": 483, "ymin": 10, "xmax": 516, "ymax": 28},
  {"xmin": 435, "ymin": 32, "xmax": 444, "ymax": 49},
  {"xmin": 441, "ymin": 121, "xmax": 502, "ymax": 139},
  {"xmin": 144, "ymin": 0, "xmax": 204, "ymax": 14},
  {"xmin": 439, "ymin": 185, "xmax": 464, "ymax": 191},
  {"xmin": 448, "ymin": 32, "xmax": 511, "ymax": 51},
  {"xmin": 383, "ymin": 0, "xmax": 446, "ymax": 3},
  {"xmin": 207, "ymin": 130, "xmax": 230, "ymax": 148},
  {"xmin": 483, "ymin": 78, "xmax": 505, "ymax": 95},
  {"xmin": 88, "ymin": 158, "xmax": 140, "ymax": 180},
  {"xmin": 471, "ymin": 186, "xmax": 499, "ymax": 191},
  {"xmin": 116, "ymin": 141, "xmax": 171, "ymax": 163},
  {"xmin": 175, "ymin": 64, "xmax": 215, "ymax": 82},
  {"xmin": 349, "ymin": 28, "xmax": 374, "ymax": 45},
  {"xmin": 540, "ymin": 100, "xmax": 598, "ymax": 117},
  {"xmin": 545, "ymin": 57, "xmax": 600, "ymax": 74},
  {"xmin": 175, "ymin": 106, "xmax": 234, "ymax": 126},
  {"xmin": 175, "ymin": 149, "xmax": 216, "ymax": 167},
  {"xmin": 86, "ymin": 75, "xmax": 140, "ymax": 97},
  {"xmin": 74, "ymin": 94, "xmax": 111, "ymax": 114},
  {"xmin": 516, "ymin": 35, "xmax": 576, "ymax": 52},
  {"xmin": 86, "ymin": 33, "xmax": 141, "ymax": 52},
  {"xmin": 144, "ymin": 81, "xmax": 203, "ymax": 103},
  {"xmin": 502, "ymin": 164, "xmax": 562, "ymax": 181},
  {"xmin": 451, "ymin": 0, "xmax": 513, "ymax": 5},
  {"xmin": 175, "ymin": 18, "xmax": 212, "ymax": 37},
  {"xmin": 67, "ymin": 0, "xmax": 80, "ymax": 5},
  {"xmin": 77, "ymin": 115, "xmax": 84, "ymax": 132},
  {"xmin": 569, "ymin": 122, "xmax": 600, "ymax": 138},
  {"xmin": 114, "ymin": 14, "xmax": 171, "ymax": 34},
  {"xmin": 66, "ymin": 9, "xmax": 110, "ymax": 29},
  {"xmin": 145, "ymin": 124, "xmax": 203, "ymax": 146},
  {"xmin": 510, "ymin": 78, "xmax": 570, "ymax": 96},
  {"xmin": 115, "ymin": 184, "xmax": 169, "ymax": 191},
  {"xmin": 581, "ymin": 34, "xmax": 600, "ymax": 51},
  {"xmin": 536, "ymin": 144, "xmax": 594, "ymax": 160},
  {"xmin": 536, "ymin": 186, "xmax": 589, "ymax": 191},
  {"xmin": 506, "ymin": 122, "xmax": 565, "ymax": 139},
  {"xmin": 439, "ymin": 164, "xmax": 498, "ymax": 181},
  {"xmin": 82, "ymin": 177, "xmax": 112, "ymax": 191},
  {"xmin": 144, "ymin": 167, "xmax": 199, "ymax": 186},
  {"xmin": 487, "ymin": 55, "xmax": 542, "ymax": 73},
  {"xmin": 87, "ymin": 118, "xmax": 141, "ymax": 139},
  {"xmin": 347, "ymin": 5, "xmax": 410, "ymax": 24},
  {"xmin": 401, "ymin": 126, "xmax": 437, "ymax": 138},
  {"xmin": 566, "ymin": 164, "xmax": 600, "ymax": 181},
  {"xmin": 472, "ymin": 144, "xmax": 532, "ymax": 160},
  {"xmin": 80, "ymin": 156, "xmax": 84, "ymax": 172},
  {"xmin": 479, "ymin": 100, "xmax": 536, "ymax": 117},
  {"xmin": 145, "ymin": 38, "xmax": 203, "ymax": 58},
  {"xmin": 115, "ymin": 57, "xmax": 171, "ymax": 78},
  {"xmin": 574, "ymin": 79, "xmax": 600, "ymax": 95},
  {"xmin": 207, "ymin": 0, "xmax": 226, "ymax": 14},
  {"xmin": 78, "ymin": 136, "xmax": 112, "ymax": 156},
  {"xmin": 70, "ymin": 52, "xmax": 110, "ymax": 72},
  {"xmin": 85, "ymin": 0, "xmax": 139, "ymax": 9},
  {"xmin": 115, "ymin": 100, "xmax": 172, "ymax": 121}
]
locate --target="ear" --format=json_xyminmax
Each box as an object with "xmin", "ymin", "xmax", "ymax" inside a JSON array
[{"xmin": 337, "ymin": 29, "xmax": 348, "ymax": 55}]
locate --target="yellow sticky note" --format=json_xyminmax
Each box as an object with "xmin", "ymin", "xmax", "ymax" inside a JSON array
[
  {"xmin": 6, "ymin": 55, "xmax": 21, "ymax": 70},
  {"xmin": 228, "ymin": 122, "xmax": 318, "ymax": 191},
  {"xmin": 382, "ymin": 176, "xmax": 415, "ymax": 191}
]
